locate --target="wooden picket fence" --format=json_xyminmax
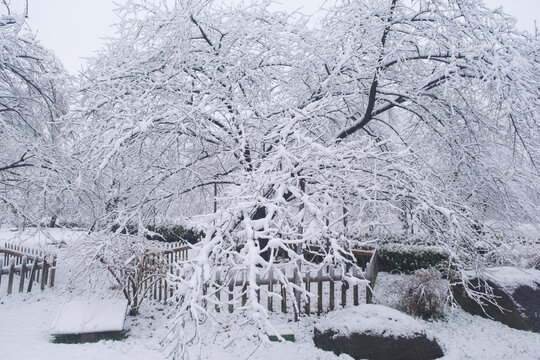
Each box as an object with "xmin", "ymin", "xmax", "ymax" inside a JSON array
[
  {"xmin": 212, "ymin": 249, "xmax": 379, "ymax": 316},
  {"xmin": 0, "ymin": 243, "xmax": 57, "ymax": 295},
  {"xmin": 141, "ymin": 243, "xmax": 378, "ymax": 317}
]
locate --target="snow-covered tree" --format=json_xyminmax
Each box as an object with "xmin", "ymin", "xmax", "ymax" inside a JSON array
[
  {"xmin": 76, "ymin": 0, "xmax": 539, "ymax": 357},
  {"xmin": 0, "ymin": 3, "xmax": 71, "ymax": 226}
]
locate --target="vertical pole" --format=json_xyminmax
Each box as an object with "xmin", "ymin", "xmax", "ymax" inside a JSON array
[
  {"xmin": 164, "ymin": 277, "xmax": 168, "ymax": 304},
  {"xmin": 305, "ymin": 271, "xmax": 311, "ymax": 315},
  {"xmin": 202, "ymin": 283, "xmax": 208, "ymax": 309},
  {"xmin": 41, "ymin": 256, "xmax": 49, "ymax": 291},
  {"xmin": 241, "ymin": 283, "xmax": 247, "ymax": 307},
  {"xmin": 366, "ymin": 258, "xmax": 373, "ymax": 304},
  {"xmin": 215, "ymin": 272, "xmax": 221, "ymax": 313},
  {"xmin": 329, "ymin": 267, "xmax": 335, "ymax": 311},
  {"xmin": 353, "ymin": 267, "xmax": 359, "ymax": 306},
  {"xmin": 7, "ymin": 258, "xmax": 15, "ymax": 294},
  {"xmin": 281, "ymin": 268, "xmax": 287, "ymax": 314},
  {"xmin": 36, "ymin": 255, "xmax": 41, "ymax": 283},
  {"xmin": 294, "ymin": 177, "xmax": 305, "ymax": 321},
  {"xmin": 170, "ymin": 265, "xmax": 174, "ymax": 298},
  {"xmin": 268, "ymin": 269, "xmax": 274, "ymax": 312},
  {"xmin": 317, "ymin": 268, "xmax": 323, "ymax": 315},
  {"xmin": 343, "ymin": 206, "xmax": 348, "ymax": 230},
  {"xmin": 281, "ymin": 282, "xmax": 287, "ymax": 314},
  {"xmin": 28, "ymin": 258, "xmax": 38, "ymax": 292},
  {"xmin": 228, "ymin": 278, "xmax": 234, "ymax": 313},
  {"xmin": 50, "ymin": 255, "xmax": 57, "ymax": 287},
  {"xmin": 18, "ymin": 256, "xmax": 27, "ymax": 293},
  {"xmin": 341, "ymin": 274, "xmax": 347, "ymax": 308}
]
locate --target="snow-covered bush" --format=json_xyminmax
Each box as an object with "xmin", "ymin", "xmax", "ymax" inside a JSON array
[
  {"xmin": 499, "ymin": 240, "xmax": 540, "ymax": 270},
  {"xmin": 74, "ymin": 234, "xmax": 169, "ymax": 315},
  {"xmin": 399, "ymin": 268, "xmax": 448, "ymax": 320}
]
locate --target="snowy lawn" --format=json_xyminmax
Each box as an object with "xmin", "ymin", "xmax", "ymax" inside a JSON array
[
  {"xmin": 2, "ymin": 274, "xmax": 539, "ymax": 359},
  {"xmin": 0, "ymin": 291, "xmax": 165, "ymax": 360},
  {"xmin": 1, "ymin": 230, "xmax": 539, "ymax": 359},
  {"xmin": 0, "ymin": 227, "xmax": 85, "ymax": 248}
]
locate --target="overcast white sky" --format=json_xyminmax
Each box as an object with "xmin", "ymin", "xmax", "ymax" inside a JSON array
[{"xmin": 5, "ymin": 0, "xmax": 539, "ymax": 74}]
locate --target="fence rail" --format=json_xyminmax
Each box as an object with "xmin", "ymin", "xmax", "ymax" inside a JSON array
[{"xmin": 0, "ymin": 243, "xmax": 57, "ymax": 295}]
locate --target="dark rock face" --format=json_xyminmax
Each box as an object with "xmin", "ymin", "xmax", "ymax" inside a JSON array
[
  {"xmin": 452, "ymin": 279, "xmax": 540, "ymax": 333},
  {"xmin": 512, "ymin": 285, "xmax": 540, "ymax": 331},
  {"xmin": 313, "ymin": 328, "xmax": 443, "ymax": 360}
]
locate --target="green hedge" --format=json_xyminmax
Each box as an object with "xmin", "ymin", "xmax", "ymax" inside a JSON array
[
  {"xmin": 110, "ymin": 224, "xmax": 204, "ymax": 244},
  {"xmin": 377, "ymin": 247, "xmax": 448, "ymax": 274},
  {"xmin": 146, "ymin": 225, "xmax": 204, "ymax": 244}
]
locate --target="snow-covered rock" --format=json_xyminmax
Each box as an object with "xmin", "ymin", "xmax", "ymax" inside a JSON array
[
  {"xmin": 453, "ymin": 267, "xmax": 540, "ymax": 333},
  {"xmin": 313, "ymin": 304, "xmax": 443, "ymax": 360},
  {"xmin": 484, "ymin": 267, "xmax": 540, "ymax": 292}
]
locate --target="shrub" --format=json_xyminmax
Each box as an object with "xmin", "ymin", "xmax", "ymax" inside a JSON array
[
  {"xmin": 378, "ymin": 248, "xmax": 448, "ymax": 274},
  {"xmin": 110, "ymin": 224, "xmax": 204, "ymax": 244},
  {"xmin": 146, "ymin": 225, "xmax": 204, "ymax": 244},
  {"xmin": 399, "ymin": 268, "xmax": 448, "ymax": 319}
]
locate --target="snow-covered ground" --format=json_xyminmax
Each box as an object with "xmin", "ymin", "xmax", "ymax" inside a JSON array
[{"xmin": 1, "ymin": 229, "xmax": 539, "ymax": 359}]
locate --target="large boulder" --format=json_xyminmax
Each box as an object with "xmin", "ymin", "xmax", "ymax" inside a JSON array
[
  {"xmin": 452, "ymin": 267, "xmax": 540, "ymax": 332},
  {"xmin": 313, "ymin": 304, "xmax": 443, "ymax": 360}
]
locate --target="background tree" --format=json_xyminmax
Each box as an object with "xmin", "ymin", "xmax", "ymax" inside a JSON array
[{"xmin": 0, "ymin": 3, "xmax": 71, "ymax": 226}]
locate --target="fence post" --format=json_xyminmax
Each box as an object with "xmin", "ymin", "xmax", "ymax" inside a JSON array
[
  {"xmin": 281, "ymin": 282, "xmax": 287, "ymax": 314},
  {"xmin": 329, "ymin": 267, "xmax": 335, "ymax": 311},
  {"xmin": 341, "ymin": 272, "xmax": 347, "ymax": 308},
  {"xmin": 317, "ymin": 268, "xmax": 323, "ymax": 315},
  {"xmin": 36, "ymin": 255, "xmax": 41, "ymax": 283},
  {"xmin": 305, "ymin": 271, "xmax": 311, "ymax": 315},
  {"xmin": 268, "ymin": 269, "xmax": 273, "ymax": 312},
  {"xmin": 228, "ymin": 278, "xmax": 234, "ymax": 313},
  {"xmin": 202, "ymin": 283, "xmax": 208, "ymax": 309},
  {"xmin": 295, "ymin": 178, "xmax": 305, "ymax": 321},
  {"xmin": 28, "ymin": 258, "xmax": 39, "ymax": 292},
  {"xmin": 365, "ymin": 250, "xmax": 377, "ymax": 304},
  {"xmin": 366, "ymin": 284, "xmax": 373, "ymax": 304},
  {"xmin": 164, "ymin": 277, "xmax": 168, "ymax": 304},
  {"xmin": 159, "ymin": 276, "xmax": 163, "ymax": 302},
  {"xmin": 18, "ymin": 256, "xmax": 27, "ymax": 293},
  {"xmin": 169, "ymin": 265, "xmax": 174, "ymax": 299},
  {"xmin": 215, "ymin": 272, "xmax": 221, "ymax": 313},
  {"xmin": 50, "ymin": 255, "xmax": 57, "ymax": 287},
  {"xmin": 241, "ymin": 282, "xmax": 247, "ymax": 307},
  {"xmin": 7, "ymin": 258, "xmax": 15, "ymax": 294},
  {"xmin": 353, "ymin": 267, "xmax": 359, "ymax": 306},
  {"xmin": 41, "ymin": 256, "xmax": 50, "ymax": 291}
]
